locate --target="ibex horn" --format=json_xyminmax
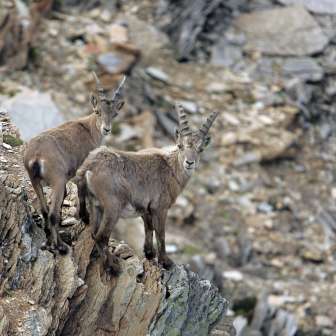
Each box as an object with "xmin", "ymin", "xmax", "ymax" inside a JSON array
[
  {"xmin": 176, "ymin": 103, "xmax": 192, "ymax": 136},
  {"xmin": 92, "ymin": 71, "xmax": 105, "ymax": 97},
  {"xmin": 112, "ymin": 75, "xmax": 127, "ymax": 101},
  {"xmin": 199, "ymin": 111, "xmax": 219, "ymax": 137}
]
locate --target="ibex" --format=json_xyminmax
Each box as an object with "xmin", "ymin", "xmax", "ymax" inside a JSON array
[
  {"xmin": 75, "ymin": 104, "xmax": 219, "ymax": 274},
  {"xmin": 24, "ymin": 73, "xmax": 126, "ymax": 253}
]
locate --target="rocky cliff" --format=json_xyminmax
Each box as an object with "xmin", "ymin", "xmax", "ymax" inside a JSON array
[{"xmin": 0, "ymin": 112, "xmax": 231, "ymax": 336}]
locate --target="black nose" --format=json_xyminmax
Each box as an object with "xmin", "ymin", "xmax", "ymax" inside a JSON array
[
  {"xmin": 186, "ymin": 160, "xmax": 194, "ymax": 166},
  {"xmin": 103, "ymin": 127, "xmax": 111, "ymax": 134}
]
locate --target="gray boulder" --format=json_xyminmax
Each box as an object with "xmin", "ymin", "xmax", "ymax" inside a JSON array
[{"xmin": 234, "ymin": 6, "xmax": 329, "ymax": 56}]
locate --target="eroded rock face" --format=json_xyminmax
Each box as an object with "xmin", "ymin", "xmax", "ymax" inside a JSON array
[
  {"xmin": 0, "ymin": 113, "xmax": 229, "ymax": 336},
  {"xmin": 233, "ymin": 6, "xmax": 329, "ymax": 56}
]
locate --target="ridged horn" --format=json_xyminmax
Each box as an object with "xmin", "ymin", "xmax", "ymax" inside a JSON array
[
  {"xmin": 112, "ymin": 75, "xmax": 127, "ymax": 101},
  {"xmin": 92, "ymin": 71, "xmax": 106, "ymax": 98},
  {"xmin": 199, "ymin": 111, "xmax": 219, "ymax": 137},
  {"xmin": 176, "ymin": 103, "xmax": 192, "ymax": 136}
]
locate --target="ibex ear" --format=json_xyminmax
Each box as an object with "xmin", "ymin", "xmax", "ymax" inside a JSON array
[
  {"xmin": 116, "ymin": 100, "xmax": 124, "ymax": 110},
  {"xmin": 90, "ymin": 93, "xmax": 99, "ymax": 114}
]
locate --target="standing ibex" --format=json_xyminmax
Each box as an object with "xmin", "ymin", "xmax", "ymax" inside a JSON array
[
  {"xmin": 24, "ymin": 73, "xmax": 126, "ymax": 253},
  {"xmin": 75, "ymin": 104, "xmax": 219, "ymax": 274}
]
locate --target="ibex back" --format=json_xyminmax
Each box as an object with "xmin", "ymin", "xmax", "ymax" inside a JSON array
[
  {"xmin": 24, "ymin": 74, "xmax": 126, "ymax": 253},
  {"xmin": 75, "ymin": 104, "xmax": 219, "ymax": 275}
]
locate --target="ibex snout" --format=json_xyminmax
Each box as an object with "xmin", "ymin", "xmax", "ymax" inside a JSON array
[
  {"xmin": 102, "ymin": 126, "xmax": 111, "ymax": 135},
  {"xmin": 185, "ymin": 160, "xmax": 195, "ymax": 168},
  {"xmin": 183, "ymin": 153, "xmax": 198, "ymax": 174}
]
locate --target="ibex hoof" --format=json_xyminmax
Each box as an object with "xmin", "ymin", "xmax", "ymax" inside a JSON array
[
  {"xmin": 106, "ymin": 265, "xmax": 121, "ymax": 276},
  {"xmin": 159, "ymin": 257, "xmax": 174, "ymax": 270},
  {"xmin": 105, "ymin": 254, "xmax": 121, "ymax": 276},
  {"xmin": 144, "ymin": 248, "xmax": 156, "ymax": 260},
  {"xmin": 57, "ymin": 243, "xmax": 69, "ymax": 255}
]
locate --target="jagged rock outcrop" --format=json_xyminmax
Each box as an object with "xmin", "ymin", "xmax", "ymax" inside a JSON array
[{"xmin": 0, "ymin": 112, "xmax": 230, "ymax": 336}]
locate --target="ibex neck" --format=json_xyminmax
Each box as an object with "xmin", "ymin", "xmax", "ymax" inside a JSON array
[
  {"xmin": 88, "ymin": 114, "xmax": 102, "ymax": 146},
  {"xmin": 165, "ymin": 147, "xmax": 190, "ymax": 191}
]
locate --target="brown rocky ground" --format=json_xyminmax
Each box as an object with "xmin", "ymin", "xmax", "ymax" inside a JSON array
[{"xmin": 1, "ymin": 1, "xmax": 336, "ymax": 335}]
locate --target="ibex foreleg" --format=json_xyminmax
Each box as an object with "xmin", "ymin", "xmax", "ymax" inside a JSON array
[
  {"xmin": 152, "ymin": 209, "xmax": 173, "ymax": 269},
  {"xmin": 142, "ymin": 213, "xmax": 156, "ymax": 260}
]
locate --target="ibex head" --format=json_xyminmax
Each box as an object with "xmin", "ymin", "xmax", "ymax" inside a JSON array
[
  {"xmin": 175, "ymin": 104, "xmax": 219, "ymax": 176},
  {"xmin": 91, "ymin": 72, "xmax": 126, "ymax": 136}
]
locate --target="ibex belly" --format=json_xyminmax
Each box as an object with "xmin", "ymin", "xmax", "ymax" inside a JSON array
[{"xmin": 120, "ymin": 203, "xmax": 142, "ymax": 219}]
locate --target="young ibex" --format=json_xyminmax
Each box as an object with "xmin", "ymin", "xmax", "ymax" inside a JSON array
[
  {"xmin": 75, "ymin": 104, "xmax": 219, "ymax": 274},
  {"xmin": 24, "ymin": 73, "xmax": 126, "ymax": 253}
]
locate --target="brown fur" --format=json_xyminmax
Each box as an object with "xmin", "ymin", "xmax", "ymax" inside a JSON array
[
  {"xmin": 24, "ymin": 76, "xmax": 125, "ymax": 253},
  {"xmin": 75, "ymin": 106, "xmax": 219, "ymax": 274}
]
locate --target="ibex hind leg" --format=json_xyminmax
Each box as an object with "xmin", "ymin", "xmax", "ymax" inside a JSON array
[
  {"xmin": 94, "ymin": 207, "xmax": 121, "ymax": 279},
  {"xmin": 49, "ymin": 181, "xmax": 69, "ymax": 254},
  {"xmin": 30, "ymin": 176, "xmax": 49, "ymax": 225},
  {"xmin": 77, "ymin": 181, "xmax": 90, "ymax": 224}
]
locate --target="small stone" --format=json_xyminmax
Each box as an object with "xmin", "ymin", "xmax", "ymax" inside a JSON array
[
  {"xmin": 316, "ymin": 315, "xmax": 334, "ymax": 328},
  {"xmin": 206, "ymin": 82, "xmax": 228, "ymax": 93},
  {"xmin": 74, "ymin": 94, "xmax": 86, "ymax": 104},
  {"xmin": 319, "ymin": 123, "xmax": 332, "ymax": 140},
  {"xmin": 211, "ymin": 39, "xmax": 243, "ymax": 67},
  {"xmin": 206, "ymin": 177, "xmax": 221, "ymax": 194},
  {"xmin": 233, "ymin": 316, "xmax": 248, "ymax": 336},
  {"xmin": 100, "ymin": 9, "xmax": 112, "ymax": 22},
  {"xmin": 109, "ymin": 23, "xmax": 129, "ymax": 44},
  {"xmin": 214, "ymin": 237, "xmax": 231, "ymax": 259},
  {"xmin": 268, "ymin": 295, "xmax": 303, "ymax": 306},
  {"xmin": 61, "ymin": 217, "xmax": 78, "ymax": 227},
  {"xmin": 282, "ymin": 57, "xmax": 324, "ymax": 82},
  {"xmin": 257, "ymin": 202, "xmax": 273, "ymax": 214},
  {"xmin": 228, "ymin": 180, "xmax": 240, "ymax": 192},
  {"xmin": 97, "ymin": 52, "xmax": 134, "ymax": 75},
  {"xmin": 222, "ymin": 270, "xmax": 243, "ymax": 281},
  {"xmin": 175, "ymin": 195, "xmax": 189, "ymax": 208},
  {"xmin": 166, "ymin": 244, "xmax": 178, "ymax": 254},
  {"xmin": 63, "ymin": 200, "xmax": 72, "ymax": 207},
  {"xmin": 234, "ymin": 152, "xmax": 261, "ymax": 166},
  {"xmin": 331, "ymin": 188, "xmax": 336, "ymax": 199},
  {"xmin": 301, "ymin": 246, "xmax": 324, "ymax": 262},
  {"xmin": 2, "ymin": 142, "xmax": 12, "ymax": 149},
  {"xmin": 116, "ymin": 124, "xmax": 140, "ymax": 143},
  {"xmin": 49, "ymin": 28, "xmax": 58, "ymax": 37},
  {"xmin": 176, "ymin": 100, "xmax": 198, "ymax": 114},
  {"xmin": 145, "ymin": 67, "xmax": 170, "ymax": 83}
]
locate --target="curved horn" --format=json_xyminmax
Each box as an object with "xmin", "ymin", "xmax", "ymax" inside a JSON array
[
  {"xmin": 176, "ymin": 103, "xmax": 192, "ymax": 136},
  {"xmin": 112, "ymin": 75, "xmax": 127, "ymax": 101},
  {"xmin": 92, "ymin": 71, "xmax": 106, "ymax": 98},
  {"xmin": 199, "ymin": 111, "xmax": 219, "ymax": 137}
]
